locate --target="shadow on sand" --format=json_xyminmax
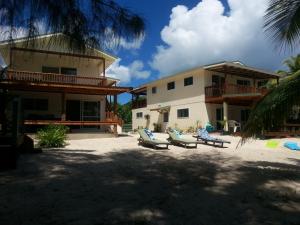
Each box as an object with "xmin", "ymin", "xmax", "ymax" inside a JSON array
[{"xmin": 0, "ymin": 149, "xmax": 299, "ymax": 225}]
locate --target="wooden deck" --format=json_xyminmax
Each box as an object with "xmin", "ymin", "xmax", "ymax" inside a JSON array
[{"xmin": 205, "ymin": 84, "xmax": 268, "ymax": 105}]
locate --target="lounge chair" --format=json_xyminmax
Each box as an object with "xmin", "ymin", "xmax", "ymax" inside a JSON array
[
  {"xmin": 137, "ymin": 129, "xmax": 169, "ymax": 149},
  {"xmin": 193, "ymin": 128, "xmax": 230, "ymax": 147},
  {"xmin": 167, "ymin": 129, "xmax": 198, "ymax": 148}
]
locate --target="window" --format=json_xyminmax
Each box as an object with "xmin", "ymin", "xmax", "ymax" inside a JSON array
[
  {"xmin": 22, "ymin": 98, "xmax": 48, "ymax": 111},
  {"xmin": 257, "ymin": 80, "xmax": 268, "ymax": 88},
  {"xmin": 61, "ymin": 67, "xmax": 77, "ymax": 75},
  {"xmin": 152, "ymin": 87, "xmax": 157, "ymax": 94},
  {"xmin": 184, "ymin": 76, "xmax": 193, "ymax": 86},
  {"xmin": 136, "ymin": 112, "xmax": 143, "ymax": 119},
  {"xmin": 212, "ymin": 75, "xmax": 225, "ymax": 87},
  {"xmin": 163, "ymin": 112, "xmax": 169, "ymax": 122},
  {"xmin": 42, "ymin": 66, "xmax": 59, "ymax": 74},
  {"xmin": 237, "ymin": 80, "xmax": 251, "ymax": 86},
  {"xmin": 167, "ymin": 81, "xmax": 175, "ymax": 90},
  {"xmin": 177, "ymin": 108, "xmax": 189, "ymax": 118}
]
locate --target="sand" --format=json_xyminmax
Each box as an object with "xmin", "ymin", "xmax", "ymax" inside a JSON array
[{"xmin": 0, "ymin": 133, "xmax": 299, "ymax": 225}]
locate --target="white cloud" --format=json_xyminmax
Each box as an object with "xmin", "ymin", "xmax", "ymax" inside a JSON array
[
  {"xmin": 150, "ymin": 0, "xmax": 291, "ymax": 76},
  {"xmin": 106, "ymin": 59, "xmax": 150, "ymax": 84},
  {"xmin": 104, "ymin": 28, "xmax": 145, "ymax": 51}
]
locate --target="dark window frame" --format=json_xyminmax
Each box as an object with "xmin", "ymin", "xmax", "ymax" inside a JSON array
[
  {"xmin": 136, "ymin": 112, "xmax": 143, "ymax": 119},
  {"xmin": 177, "ymin": 108, "xmax": 189, "ymax": 118},
  {"xmin": 152, "ymin": 87, "xmax": 157, "ymax": 94},
  {"xmin": 237, "ymin": 79, "xmax": 251, "ymax": 86},
  {"xmin": 184, "ymin": 76, "xmax": 193, "ymax": 86},
  {"xmin": 167, "ymin": 81, "xmax": 175, "ymax": 90},
  {"xmin": 61, "ymin": 67, "xmax": 77, "ymax": 75}
]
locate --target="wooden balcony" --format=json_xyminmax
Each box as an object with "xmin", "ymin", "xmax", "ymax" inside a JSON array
[
  {"xmin": 132, "ymin": 99, "xmax": 147, "ymax": 109},
  {"xmin": 5, "ymin": 70, "xmax": 107, "ymax": 87},
  {"xmin": 0, "ymin": 70, "xmax": 131, "ymax": 95},
  {"xmin": 205, "ymin": 84, "xmax": 268, "ymax": 105}
]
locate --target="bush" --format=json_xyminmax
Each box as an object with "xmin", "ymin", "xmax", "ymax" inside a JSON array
[{"xmin": 36, "ymin": 125, "xmax": 69, "ymax": 148}]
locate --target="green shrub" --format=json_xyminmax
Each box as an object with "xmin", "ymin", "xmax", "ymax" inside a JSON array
[{"xmin": 36, "ymin": 125, "xmax": 69, "ymax": 148}]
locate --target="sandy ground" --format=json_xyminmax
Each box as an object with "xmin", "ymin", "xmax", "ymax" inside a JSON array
[{"xmin": 0, "ymin": 133, "xmax": 300, "ymax": 225}]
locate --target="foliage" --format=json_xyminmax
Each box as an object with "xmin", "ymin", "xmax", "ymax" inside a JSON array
[
  {"xmin": 264, "ymin": 0, "xmax": 300, "ymax": 49},
  {"xmin": 241, "ymin": 70, "xmax": 300, "ymax": 142},
  {"xmin": 117, "ymin": 101, "xmax": 132, "ymax": 124},
  {"xmin": 0, "ymin": 0, "xmax": 145, "ymax": 51},
  {"xmin": 36, "ymin": 125, "xmax": 69, "ymax": 148},
  {"xmin": 277, "ymin": 54, "xmax": 300, "ymax": 77}
]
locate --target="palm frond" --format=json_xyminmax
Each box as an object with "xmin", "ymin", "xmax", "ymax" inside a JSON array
[
  {"xmin": 0, "ymin": 0, "xmax": 145, "ymax": 52},
  {"xmin": 241, "ymin": 70, "xmax": 300, "ymax": 143},
  {"xmin": 264, "ymin": 0, "xmax": 300, "ymax": 49}
]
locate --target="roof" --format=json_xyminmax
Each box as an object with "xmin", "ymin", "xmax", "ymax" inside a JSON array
[
  {"xmin": 133, "ymin": 61, "xmax": 279, "ymax": 90},
  {"xmin": 0, "ymin": 33, "xmax": 117, "ymax": 61},
  {"xmin": 203, "ymin": 62, "xmax": 280, "ymax": 79}
]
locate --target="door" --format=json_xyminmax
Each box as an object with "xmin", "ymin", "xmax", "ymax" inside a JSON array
[
  {"xmin": 212, "ymin": 75, "xmax": 225, "ymax": 96},
  {"xmin": 216, "ymin": 108, "xmax": 224, "ymax": 130},
  {"xmin": 81, "ymin": 101, "xmax": 101, "ymax": 129},
  {"xmin": 66, "ymin": 100, "xmax": 81, "ymax": 129}
]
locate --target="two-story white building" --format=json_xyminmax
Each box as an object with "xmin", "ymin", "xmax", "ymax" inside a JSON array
[{"xmin": 131, "ymin": 61, "xmax": 279, "ymax": 132}]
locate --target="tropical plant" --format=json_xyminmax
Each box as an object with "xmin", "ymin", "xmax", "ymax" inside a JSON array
[
  {"xmin": 242, "ymin": 0, "xmax": 300, "ymax": 141},
  {"xmin": 264, "ymin": 0, "xmax": 300, "ymax": 49},
  {"xmin": 241, "ymin": 70, "xmax": 300, "ymax": 141},
  {"xmin": 0, "ymin": 0, "xmax": 145, "ymax": 51},
  {"xmin": 277, "ymin": 55, "xmax": 300, "ymax": 77},
  {"xmin": 36, "ymin": 125, "xmax": 69, "ymax": 148}
]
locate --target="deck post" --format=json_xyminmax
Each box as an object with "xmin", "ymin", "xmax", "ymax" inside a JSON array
[
  {"xmin": 61, "ymin": 92, "xmax": 66, "ymax": 121},
  {"xmin": 223, "ymin": 101, "xmax": 229, "ymax": 132},
  {"xmin": 113, "ymin": 124, "xmax": 118, "ymax": 137},
  {"xmin": 113, "ymin": 95, "xmax": 117, "ymax": 114}
]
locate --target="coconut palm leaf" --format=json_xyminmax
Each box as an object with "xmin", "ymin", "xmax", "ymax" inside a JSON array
[
  {"xmin": 241, "ymin": 71, "xmax": 300, "ymax": 142},
  {"xmin": 0, "ymin": 0, "xmax": 145, "ymax": 51},
  {"xmin": 264, "ymin": 0, "xmax": 300, "ymax": 49}
]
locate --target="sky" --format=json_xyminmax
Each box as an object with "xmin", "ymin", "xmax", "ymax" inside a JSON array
[{"xmin": 106, "ymin": 0, "xmax": 293, "ymax": 104}]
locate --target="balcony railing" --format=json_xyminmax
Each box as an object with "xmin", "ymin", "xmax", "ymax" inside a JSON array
[
  {"xmin": 205, "ymin": 84, "xmax": 268, "ymax": 98},
  {"xmin": 3, "ymin": 70, "xmax": 107, "ymax": 87},
  {"xmin": 132, "ymin": 99, "xmax": 147, "ymax": 109}
]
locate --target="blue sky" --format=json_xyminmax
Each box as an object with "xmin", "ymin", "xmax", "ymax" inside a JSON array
[
  {"xmin": 110, "ymin": 0, "xmax": 227, "ymax": 103},
  {"xmin": 107, "ymin": 0, "xmax": 291, "ymax": 104}
]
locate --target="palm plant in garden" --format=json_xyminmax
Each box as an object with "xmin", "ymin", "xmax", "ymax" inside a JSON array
[{"xmin": 242, "ymin": 0, "xmax": 300, "ymax": 140}]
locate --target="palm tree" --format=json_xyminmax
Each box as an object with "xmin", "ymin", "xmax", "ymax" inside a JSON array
[
  {"xmin": 241, "ymin": 1, "xmax": 300, "ymax": 141},
  {"xmin": 0, "ymin": 0, "xmax": 145, "ymax": 51},
  {"xmin": 264, "ymin": 0, "xmax": 300, "ymax": 49}
]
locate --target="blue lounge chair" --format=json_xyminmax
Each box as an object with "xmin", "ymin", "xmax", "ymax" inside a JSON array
[
  {"xmin": 193, "ymin": 128, "xmax": 230, "ymax": 147},
  {"xmin": 284, "ymin": 142, "xmax": 300, "ymax": 151},
  {"xmin": 137, "ymin": 129, "xmax": 169, "ymax": 149}
]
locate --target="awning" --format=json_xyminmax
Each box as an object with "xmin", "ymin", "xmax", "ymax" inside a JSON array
[{"xmin": 150, "ymin": 106, "xmax": 170, "ymax": 113}]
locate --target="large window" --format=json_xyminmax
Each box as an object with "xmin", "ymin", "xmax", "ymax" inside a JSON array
[
  {"xmin": 237, "ymin": 79, "xmax": 251, "ymax": 86},
  {"xmin": 61, "ymin": 67, "xmax": 77, "ymax": 75},
  {"xmin": 177, "ymin": 108, "xmax": 189, "ymax": 118},
  {"xmin": 184, "ymin": 76, "xmax": 193, "ymax": 86},
  {"xmin": 167, "ymin": 81, "xmax": 175, "ymax": 90},
  {"xmin": 136, "ymin": 112, "xmax": 143, "ymax": 119},
  {"xmin": 152, "ymin": 87, "xmax": 157, "ymax": 94},
  {"xmin": 257, "ymin": 80, "xmax": 268, "ymax": 88},
  {"xmin": 22, "ymin": 98, "xmax": 48, "ymax": 111},
  {"xmin": 42, "ymin": 66, "xmax": 59, "ymax": 74}
]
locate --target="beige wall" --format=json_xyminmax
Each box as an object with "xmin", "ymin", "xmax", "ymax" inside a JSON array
[{"xmin": 10, "ymin": 52, "xmax": 103, "ymax": 77}]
